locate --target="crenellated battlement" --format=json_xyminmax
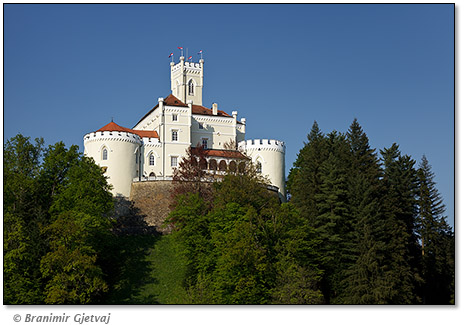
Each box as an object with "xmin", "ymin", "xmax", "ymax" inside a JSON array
[
  {"xmin": 238, "ymin": 139, "xmax": 285, "ymax": 153},
  {"xmin": 142, "ymin": 137, "xmax": 161, "ymax": 146},
  {"xmin": 83, "ymin": 53, "xmax": 285, "ymax": 200},
  {"xmin": 171, "ymin": 61, "xmax": 202, "ymax": 73},
  {"xmin": 84, "ymin": 131, "xmax": 142, "ymax": 145}
]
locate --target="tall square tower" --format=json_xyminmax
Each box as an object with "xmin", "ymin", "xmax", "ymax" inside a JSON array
[{"xmin": 170, "ymin": 56, "xmax": 204, "ymax": 106}]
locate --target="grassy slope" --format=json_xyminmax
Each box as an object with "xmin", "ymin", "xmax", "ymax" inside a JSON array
[{"xmin": 132, "ymin": 234, "xmax": 190, "ymax": 304}]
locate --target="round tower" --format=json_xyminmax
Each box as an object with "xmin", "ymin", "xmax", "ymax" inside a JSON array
[
  {"xmin": 84, "ymin": 125, "xmax": 142, "ymax": 198},
  {"xmin": 238, "ymin": 139, "xmax": 286, "ymax": 201}
]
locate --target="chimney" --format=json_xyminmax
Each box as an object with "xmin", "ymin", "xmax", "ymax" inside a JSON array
[
  {"xmin": 212, "ymin": 103, "xmax": 218, "ymax": 115},
  {"xmin": 158, "ymin": 97, "xmax": 164, "ymax": 113},
  {"xmin": 232, "ymin": 111, "xmax": 238, "ymax": 118},
  {"xmin": 241, "ymin": 117, "xmax": 246, "ymax": 124}
]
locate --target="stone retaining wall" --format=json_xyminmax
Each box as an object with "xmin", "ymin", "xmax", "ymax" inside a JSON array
[{"xmin": 130, "ymin": 181, "xmax": 175, "ymax": 234}]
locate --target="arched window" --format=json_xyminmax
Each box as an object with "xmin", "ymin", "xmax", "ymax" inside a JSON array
[
  {"xmin": 219, "ymin": 160, "xmax": 227, "ymax": 171},
  {"xmin": 102, "ymin": 148, "xmax": 108, "ymax": 160},
  {"xmin": 188, "ymin": 80, "xmax": 194, "ymax": 95},
  {"xmin": 149, "ymin": 172, "xmax": 155, "ymax": 177},
  {"xmin": 257, "ymin": 162, "xmax": 262, "ymax": 173},
  {"xmin": 229, "ymin": 161, "xmax": 237, "ymax": 172},
  {"xmin": 209, "ymin": 159, "xmax": 217, "ymax": 171},
  {"xmin": 238, "ymin": 162, "xmax": 246, "ymax": 174},
  {"xmin": 149, "ymin": 154, "xmax": 155, "ymax": 166},
  {"xmin": 199, "ymin": 158, "xmax": 208, "ymax": 170}
]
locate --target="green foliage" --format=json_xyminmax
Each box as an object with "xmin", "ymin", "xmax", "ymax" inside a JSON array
[
  {"xmin": 378, "ymin": 145, "xmax": 420, "ymax": 303},
  {"xmin": 417, "ymin": 155, "xmax": 454, "ymax": 304},
  {"xmin": 4, "ymin": 134, "xmax": 46, "ymax": 304},
  {"xmin": 5, "ymin": 120, "xmax": 454, "ymax": 305},
  {"xmin": 168, "ymin": 165, "xmax": 323, "ymax": 304},
  {"xmin": 49, "ymin": 156, "xmax": 113, "ymax": 218},
  {"xmin": 3, "ymin": 212, "xmax": 44, "ymax": 304},
  {"xmin": 287, "ymin": 120, "xmax": 454, "ymax": 305},
  {"xmin": 40, "ymin": 212, "xmax": 108, "ymax": 304},
  {"xmin": 287, "ymin": 121, "xmax": 327, "ymax": 223},
  {"xmin": 340, "ymin": 120, "xmax": 387, "ymax": 304},
  {"xmin": 3, "ymin": 134, "xmax": 114, "ymax": 304}
]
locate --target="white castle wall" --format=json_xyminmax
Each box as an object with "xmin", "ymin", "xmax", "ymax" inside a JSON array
[
  {"xmin": 170, "ymin": 56, "xmax": 204, "ymax": 105},
  {"xmin": 141, "ymin": 137, "xmax": 163, "ymax": 179},
  {"xmin": 238, "ymin": 139, "xmax": 286, "ymax": 200},
  {"xmin": 84, "ymin": 131, "xmax": 141, "ymax": 197}
]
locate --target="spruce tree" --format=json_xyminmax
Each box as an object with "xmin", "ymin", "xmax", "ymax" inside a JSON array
[
  {"xmin": 313, "ymin": 132, "xmax": 352, "ymax": 303},
  {"xmin": 379, "ymin": 144, "xmax": 420, "ymax": 303},
  {"xmin": 341, "ymin": 119, "xmax": 386, "ymax": 304},
  {"xmin": 417, "ymin": 155, "xmax": 454, "ymax": 304},
  {"xmin": 288, "ymin": 121, "xmax": 327, "ymax": 225}
]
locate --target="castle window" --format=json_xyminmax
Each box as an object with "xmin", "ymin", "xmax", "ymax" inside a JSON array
[
  {"xmin": 149, "ymin": 154, "xmax": 155, "ymax": 166},
  {"xmin": 172, "ymin": 130, "xmax": 178, "ymax": 142},
  {"xmin": 219, "ymin": 160, "xmax": 227, "ymax": 171},
  {"xmin": 199, "ymin": 158, "xmax": 208, "ymax": 170},
  {"xmin": 229, "ymin": 161, "xmax": 237, "ymax": 172},
  {"xmin": 102, "ymin": 148, "xmax": 108, "ymax": 160},
  {"xmin": 188, "ymin": 80, "xmax": 194, "ymax": 95},
  {"xmin": 172, "ymin": 114, "xmax": 178, "ymax": 122},
  {"xmin": 209, "ymin": 159, "xmax": 217, "ymax": 171},
  {"xmin": 202, "ymin": 138, "xmax": 208, "ymax": 149},
  {"xmin": 199, "ymin": 122, "xmax": 203, "ymax": 129},
  {"xmin": 238, "ymin": 162, "xmax": 246, "ymax": 173},
  {"xmin": 257, "ymin": 162, "xmax": 262, "ymax": 174},
  {"xmin": 171, "ymin": 156, "xmax": 178, "ymax": 167}
]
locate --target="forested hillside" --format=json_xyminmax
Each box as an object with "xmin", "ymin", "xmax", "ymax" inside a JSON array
[
  {"xmin": 167, "ymin": 119, "xmax": 454, "ymax": 304},
  {"xmin": 3, "ymin": 120, "xmax": 454, "ymax": 304},
  {"xmin": 286, "ymin": 119, "xmax": 454, "ymax": 304}
]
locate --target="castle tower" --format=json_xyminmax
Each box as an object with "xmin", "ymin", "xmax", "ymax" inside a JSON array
[
  {"xmin": 238, "ymin": 139, "xmax": 286, "ymax": 201},
  {"xmin": 170, "ymin": 56, "xmax": 204, "ymax": 106},
  {"xmin": 84, "ymin": 122, "xmax": 158, "ymax": 197}
]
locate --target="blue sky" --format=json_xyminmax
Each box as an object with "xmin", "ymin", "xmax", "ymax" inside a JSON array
[{"xmin": 4, "ymin": 4, "xmax": 454, "ymax": 225}]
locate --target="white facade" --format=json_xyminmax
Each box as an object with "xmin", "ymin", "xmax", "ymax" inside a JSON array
[
  {"xmin": 83, "ymin": 56, "xmax": 285, "ymax": 199},
  {"xmin": 238, "ymin": 139, "xmax": 286, "ymax": 200},
  {"xmin": 84, "ymin": 130, "xmax": 143, "ymax": 197}
]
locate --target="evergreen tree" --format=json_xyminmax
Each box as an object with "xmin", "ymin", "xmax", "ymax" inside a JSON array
[
  {"xmin": 341, "ymin": 119, "xmax": 386, "ymax": 304},
  {"xmin": 379, "ymin": 144, "xmax": 420, "ymax": 303},
  {"xmin": 288, "ymin": 121, "xmax": 327, "ymax": 225},
  {"xmin": 271, "ymin": 204, "xmax": 324, "ymax": 304},
  {"xmin": 313, "ymin": 131, "xmax": 352, "ymax": 303},
  {"xmin": 417, "ymin": 155, "xmax": 454, "ymax": 304}
]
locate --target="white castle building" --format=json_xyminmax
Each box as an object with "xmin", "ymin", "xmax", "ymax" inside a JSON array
[{"xmin": 83, "ymin": 55, "xmax": 285, "ymax": 200}]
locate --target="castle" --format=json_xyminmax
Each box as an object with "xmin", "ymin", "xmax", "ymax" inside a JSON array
[{"xmin": 83, "ymin": 54, "xmax": 286, "ymax": 201}]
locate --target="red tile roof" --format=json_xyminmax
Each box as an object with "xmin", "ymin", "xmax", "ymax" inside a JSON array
[
  {"xmin": 164, "ymin": 94, "xmax": 189, "ymax": 107},
  {"xmin": 192, "ymin": 148, "xmax": 248, "ymax": 159},
  {"xmin": 134, "ymin": 94, "xmax": 235, "ymax": 127},
  {"xmin": 132, "ymin": 130, "xmax": 160, "ymax": 139},
  {"xmin": 96, "ymin": 121, "xmax": 159, "ymax": 139},
  {"xmin": 192, "ymin": 104, "xmax": 231, "ymax": 117}
]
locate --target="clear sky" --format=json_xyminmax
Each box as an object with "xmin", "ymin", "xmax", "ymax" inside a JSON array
[{"xmin": 3, "ymin": 3, "xmax": 454, "ymax": 226}]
